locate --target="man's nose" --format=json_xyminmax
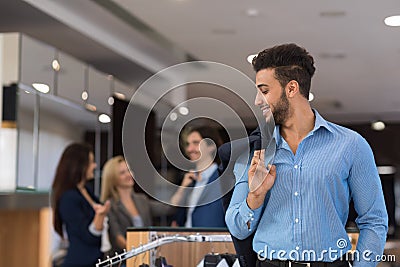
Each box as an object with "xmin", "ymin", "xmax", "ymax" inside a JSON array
[
  {"xmin": 187, "ymin": 144, "xmax": 195, "ymax": 152},
  {"xmin": 254, "ymin": 91, "xmax": 265, "ymax": 106}
]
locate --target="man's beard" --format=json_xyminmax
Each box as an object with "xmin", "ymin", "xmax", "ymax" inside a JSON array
[{"xmin": 271, "ymin": 89, "xmax": 290, "ymax": 125}]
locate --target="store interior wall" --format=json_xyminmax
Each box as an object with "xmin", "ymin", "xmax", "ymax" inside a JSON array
[{"xmin": 17, "ymin": 107, "xmax": 84, "ymax": 190}]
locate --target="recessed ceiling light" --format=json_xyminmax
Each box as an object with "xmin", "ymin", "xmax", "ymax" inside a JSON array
[
  {"xmin": 98, "ymin": 113, "xmax": 111, "ymax": 124},
  {"xmin": 169, "ymin": 112, "xmax": 178, "ymax": 121},
  {"xmin": 52, "ymin": 59, "xmax": 60, "ymax": 71},
  {"xmin": 308, "ymin": 92, "xmax": 315, "ymax": 102},
  {"xmin": 377, "ymin": 166, "xmax": 396, "ymax": 175},
  {"xmin": 384, "ymin": 15, "xmax": 400, "ymax": 27},
  {"xmin": 247, "ymin": 53, "xmax": 257, "ymax": 64},
  {"xmin": 371, "ymin": 121, "xmax": 385, "ymax": 131},
  {"xmin": 85, "ymin": 103, "xmax": 97, "ymax": 112},
  {"xmin": 108, "ymin": 96, "xmax": 114, "ymax": 105},
  {"xmin": 113, "ymin": 92, "xmax": 126, "ymax": 100},
  {"xmin": 32, "ymin": 83, "xmax": 50, "ymax": 93},
  {"xmin": 178, "ymin": 106, "xmax": 189, "ymax": 115},
  {"xmin": 246, "ymin": 8, "xmax": 259, "ymax": 17},
  {"xmin": 81, "ymin": 91, "xmax": 88, "ymax": 100}
]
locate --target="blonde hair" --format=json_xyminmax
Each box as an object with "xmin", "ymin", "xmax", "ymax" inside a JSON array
[{"xmin": 100, "ymin": 155, "xmax": 125, "ymax": 202}]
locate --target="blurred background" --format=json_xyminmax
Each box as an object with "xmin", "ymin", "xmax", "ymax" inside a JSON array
[{"xmin": 0, "ymin": 1, "xmax": 399, "ymax": 266}]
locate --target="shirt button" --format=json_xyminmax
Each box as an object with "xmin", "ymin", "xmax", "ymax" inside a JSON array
[
  {"xmin": 294, "ymin": 165, "xmax": 298, "ymax": 169},
  {"xmin": 296, "ymin": 246, "xmax": 300, "ymax": 250},
  {"xmin": 294, "ymin": 192, "xmax": 299, "ymax": 196},
  {"xmin": 295, "ymin": 218, "xmax": 299, "ymax": 223}
]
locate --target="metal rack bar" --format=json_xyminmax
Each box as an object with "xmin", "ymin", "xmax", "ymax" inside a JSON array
[{"xmin": 96, "ymin": 234, "xmax": 232, "ymax": 267}]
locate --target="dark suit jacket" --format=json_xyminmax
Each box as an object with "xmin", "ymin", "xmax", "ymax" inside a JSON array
[
  {"xmin": 218, "ymin": 127, "xmax": 262, "ymax": 267},
  {"xmin": 58, "ymin": 187, "xmax": 102, "ymax": 267},
  {"xmin": 175, "ymin": 169, "xmax": 226, "ymax": 228},
  {"xmin": 107, "ymin": 192, "xmax": 172, "ymax": 255}
]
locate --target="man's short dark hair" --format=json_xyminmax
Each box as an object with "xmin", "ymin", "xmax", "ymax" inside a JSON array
[
  {"xmin": 252, "ymin": 43, "xmax": 316, "ymax": 99},
  {"xmin": 186, "ymin": 126, "xmax": 222, "ymax": 148},
  {"xmin": 184, "ymin": 126, "xmax": 222, "ymax": 164}
]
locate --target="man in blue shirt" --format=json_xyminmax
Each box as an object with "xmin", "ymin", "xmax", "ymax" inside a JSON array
[{"xmin": 225, "ymin": 43, "xmax": 388, "ymax": 267}]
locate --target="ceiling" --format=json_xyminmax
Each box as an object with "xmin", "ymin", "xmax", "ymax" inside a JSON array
[
  {"xmin": 1, "ymin": 0, "xmax": 400, "ymax": 128},
  {"xmin": 113, "ymin": 0, "xmax": 400, "ymax": 124}
]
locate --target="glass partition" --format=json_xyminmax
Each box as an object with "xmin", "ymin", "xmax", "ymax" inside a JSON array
[
  {"xmin": 37, "ymin": 94, "xmax": 99, "ymax": 191},
  {"xmin": 16, "ymin": 84, "xmax": 101, "ymax": 192},
  {"xmin": 8, "ymin": 33, "xmax": 113, "ymax": 193},
  {"xmin": 16, "ymin": 87, "xmax": 36, "ymax": 190}
]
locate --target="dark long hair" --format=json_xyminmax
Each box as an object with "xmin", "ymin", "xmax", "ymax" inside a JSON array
[{"xmin": 51, "ymin": 143, "xmax": 93, "ymax": 238}]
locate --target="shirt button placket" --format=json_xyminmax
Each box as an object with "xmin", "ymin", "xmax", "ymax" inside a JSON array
[{"xmin": 293, "ymin": 162, "xmax": 301, "ymax": 253}]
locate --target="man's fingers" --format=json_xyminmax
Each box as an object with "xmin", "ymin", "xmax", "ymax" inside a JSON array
[
  {"xmin": 268, "ymin": 164, "xmax": 276, "ymax": 177},
  {"xmin": 259, "ymin": 149, "xmax": 265, "ymax": 162},
  {"xmin": 250, "ymin": 152, "xmax": 259, "ymax": 166}
]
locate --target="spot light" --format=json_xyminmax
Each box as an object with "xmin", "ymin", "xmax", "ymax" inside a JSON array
[
  {"xmin": 247, "ymin": 54, "xmax": 257, "ymax": 64},
  {"xmin": 371, "ymin": 121, "xmax": 385, "ymax": 131},
  {"xmin": 377, "ymin": 166, "xmax": 396, "ymax": 175},
  {"xmin": 81, "ymin": 91, "xmax": 88, "ymax": 100},
  {"xmin": 32, "ymin": 83, "xmax": 50, "ymax": 94},
  {"xmin": 384, "ymin": 15, "xmax": 400, "ymax": 27},
  {"xmin": 179, "ymin": 106, "xmax": 189, "ymax": 115},
  {"xmin": 52, "ymin": 59, "xmax": 60, "ymax": 71},
  {"xmin": 98, "ymin": 114, "xmax": 111, "ymax": 123},
  {"xmin": 170, "ymin": 112, "xmax": 178, "ymax": 121}
]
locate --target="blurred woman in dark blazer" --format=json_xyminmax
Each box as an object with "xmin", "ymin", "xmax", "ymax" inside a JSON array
[{"xmin": 51, "ymin": 143, "xmax": 110, "ymax": 267}]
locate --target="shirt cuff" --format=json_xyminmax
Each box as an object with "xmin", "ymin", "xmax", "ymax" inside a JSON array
[
  {"xmin": 88, "ymin": 222, "xmax": 102, "ymax": 236},
  {"xmin": 238, "ymin": 199, "xmax": 263, "ymax": 230}
]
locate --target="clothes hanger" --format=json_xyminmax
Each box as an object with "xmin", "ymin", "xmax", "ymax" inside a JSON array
[
  {"xmin": 219, "ymin": 236, "xmax": 237, "ymax": 267},
  {"xmin": 204, "ymin": 254, "xmax": 223, "ymax": 267},
  {"xmin": 138, "ymin": 243, "xmax": 149, "ymax": 267}
]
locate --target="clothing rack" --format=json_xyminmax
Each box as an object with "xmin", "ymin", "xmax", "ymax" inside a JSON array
[{"xmin": 96, "ymin": 234, "xmax": 233, "ymax": 267}]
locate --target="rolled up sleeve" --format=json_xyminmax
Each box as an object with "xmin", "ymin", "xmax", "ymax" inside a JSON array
[{"xmin": 225, "ymin": 159, "xmax": 264, "ymax": 240}]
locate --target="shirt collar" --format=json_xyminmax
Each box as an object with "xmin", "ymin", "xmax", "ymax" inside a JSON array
[
  {"xmin": 199, "ymin": 163, "xmax": 218, "ymax": 182},
  {"xmin": 313, "ymin": 109, "xmax": 333, "ymax": 133},
  {"xmin": 273, "ymin": 109, "xmax": 333, "ymax": 147}
]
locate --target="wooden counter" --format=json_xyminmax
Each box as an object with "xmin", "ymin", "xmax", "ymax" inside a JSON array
[{"xmin": 0, "ymin": 192, "xmax": 52, "ymax": 267}]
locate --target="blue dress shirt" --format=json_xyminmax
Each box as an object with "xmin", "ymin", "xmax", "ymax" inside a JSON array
[{"xmin": 226, "ymin": 110, "xmax": 388, "ymax": 266}]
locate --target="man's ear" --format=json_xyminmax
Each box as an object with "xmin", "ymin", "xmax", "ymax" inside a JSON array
[{"xmin": 286, "ymin": 80, "xmax": 299, "ymax": 98}]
